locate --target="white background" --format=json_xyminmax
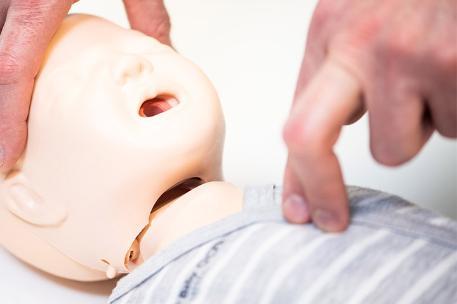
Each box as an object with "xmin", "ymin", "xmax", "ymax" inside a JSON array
[{"xmin": 1, "ymin": 1, "xmax": 456, "ymax": 303}]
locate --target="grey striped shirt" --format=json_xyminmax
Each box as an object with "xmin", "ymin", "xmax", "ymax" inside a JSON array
[{"xmin": 109, "ymin": 186, "xmax": 457, "ymax": 304}]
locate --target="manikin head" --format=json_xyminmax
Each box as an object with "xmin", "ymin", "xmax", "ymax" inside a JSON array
[{"xmin": 0, "ymin": 14, "xmax": 225, "ymax": 281}]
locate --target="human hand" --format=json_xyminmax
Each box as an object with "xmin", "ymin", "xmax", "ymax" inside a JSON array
[
  {"xmin": 0, "ymin": 0, "xmax": 75, "ymax": 171},
  {"xmin": 0, "ymin": 0, "xmax": 171, "ymax": 172},
  {"xmin": 282, "ymin": 0, "xmax": 457, "ymax": 232},
  {"xmin": 123, "ymin": 0, "xmax": 171, "ymax": 46}
]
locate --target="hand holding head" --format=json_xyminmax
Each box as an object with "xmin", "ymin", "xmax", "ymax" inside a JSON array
[
  {"xmin": 0, "ymin": 14, "xmax": 224, "ymax": 281},
  {"xmin": 0, "ymin": 0, "xmax": 171, "ymax": 172}
]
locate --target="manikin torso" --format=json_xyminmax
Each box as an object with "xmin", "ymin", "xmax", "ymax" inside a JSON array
[{"xmin": 0, "ymin": 14, "xmax": 242, "ymax": 281}]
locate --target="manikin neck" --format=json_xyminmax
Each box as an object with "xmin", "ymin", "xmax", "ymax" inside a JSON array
[{"xmin": 135, "ymin": 181, "xmax": 243, "ymax": 266}]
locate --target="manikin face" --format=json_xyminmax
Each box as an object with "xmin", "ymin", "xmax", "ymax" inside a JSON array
[{"xmin": 0, "ymin": 15, "xmax": 225, "ymax": 280}]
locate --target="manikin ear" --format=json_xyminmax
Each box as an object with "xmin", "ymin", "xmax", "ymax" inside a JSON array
[{"xmin": 2, "ymin": 172, "xmax": 67, "ymax": 227}]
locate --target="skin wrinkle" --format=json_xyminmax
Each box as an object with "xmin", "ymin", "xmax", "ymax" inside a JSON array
[
  {"xmin": 150, "ymin": 17, "xmax": 171, "ymax": 45},
  {"xmin": 0, "ymin": 1, "xmax": 72, "ymax": 170},
  {"xmin": 283, "ymin": 0, "xmax": 456, "ymax": 231},
  {"xmin": 0, "ymin": 144, "xmax": 3, "ymax": 168},
  {"xmin": 0, "ymin": 1, "xmax": 72, "ymax": 83},
  {"xmin": 0, "ymin": 52, "xmax": 22, "ymax": 83},
  {"xmin": 0, "ymin": 0, "xmax": 170, "ymax": 171}
]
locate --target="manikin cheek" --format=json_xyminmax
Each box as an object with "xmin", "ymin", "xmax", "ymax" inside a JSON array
[{"xmin": 139, "ymin": 95, "xmax": 179, "ymax": 117}]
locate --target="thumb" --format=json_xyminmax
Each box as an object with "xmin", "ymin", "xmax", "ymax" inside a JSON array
[
  {"xmin": 0, "ymin": 0, "xmax": 73, "ymax": 171},
  {"xmin": 123, "ymin": 0, "xmax": 171, "ymax": 46}
]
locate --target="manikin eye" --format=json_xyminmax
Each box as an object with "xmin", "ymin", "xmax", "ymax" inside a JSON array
[{"xmin": 139, "ymin": 95, "xmax": 179, "ymax": 117}]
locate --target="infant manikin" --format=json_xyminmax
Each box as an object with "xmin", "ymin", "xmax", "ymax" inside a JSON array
[
  {"xmin": 1, "ymin": 14, "xmax": 456, "ymax": 304},
  {"xmin": 0, "ymin": 14, "xmax": 242, "ymax": 281}
]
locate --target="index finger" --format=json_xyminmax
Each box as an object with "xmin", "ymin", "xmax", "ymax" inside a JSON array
[{"xmin": 283, "ymin": 58, "xmax": 362, "ymax": 232}]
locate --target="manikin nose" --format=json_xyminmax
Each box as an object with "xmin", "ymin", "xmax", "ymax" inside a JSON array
[
  {"xmin": 115, "ymin": 55, "xmax": 153, "ymax": 85},
  {"xmin": 114, "ymin": 55, "xmax": 181, "ymax": 118}
]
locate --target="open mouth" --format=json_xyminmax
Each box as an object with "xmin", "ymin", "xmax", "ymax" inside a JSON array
[
  {"xmin": 139, "ymin": 95, "xmax": 179, "ymax": 117},
  {"xmin": 124, "ymin": 177, "xmax": 205, "ymax": 269}
]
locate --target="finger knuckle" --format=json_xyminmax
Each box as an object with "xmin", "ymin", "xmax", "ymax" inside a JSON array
[
  {"xmin": 10, "ymin": 0, "xmax": 67, "ymax": 30},
  {"xmin": 433, "ymin": 48, "xmax": 457, "ymax": 74},
  {"xmin": 13, "ymin": 0, "xmax": 60, "ymax": 11},
  {"xmin": 151, "ymin": 16, "xmax": 171, "ymax": 42},
  {"xmin": 438, "ymin": 129, "xmax": 457, "ymax": 138},
  {"xmin": 352, "ymin": 17, "xmax": 383, "ymax": 45},
  {"xmin": 331, "ymin": 14, "xmax": 383, "ymax": 53},
  {"xmin": 10, "ymin": 4, "xmax": 46, "ymax": 27},
  {"xmin": 436, "ymin": 121, "xmax": 457, "ymax": 138},
  {"xmin": 381, "ymin": 33, "xmax": 416, "ymax": 59},
  {"xmin": 283, "ymin": 118, "xmax": 326, "ymax": 158},
  {"xmin": 370, "ymin": 142, "xmax": 414, "ymax": 167},
  {"xmin": 311, "ymin": 0, "xmax": 334, "ymax": 28}
]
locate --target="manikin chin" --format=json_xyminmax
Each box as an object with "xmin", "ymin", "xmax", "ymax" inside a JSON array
[{"xmin": 0, "ymin": 14, "xmax": 243, "ymax": 282}]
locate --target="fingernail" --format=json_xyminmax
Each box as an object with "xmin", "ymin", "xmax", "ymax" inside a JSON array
[
  {"xmin": 284, "ymin": 194, "xmax": 309, "ymax": 224},
  {"xmin": 313, "ymin": 209, "xmax": 340, "ymax": 232}
]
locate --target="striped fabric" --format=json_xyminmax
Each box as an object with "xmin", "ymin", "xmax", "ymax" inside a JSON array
[{"xmin": 109, "ymin": 186, "xmax": 457, "ymax": 304}]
